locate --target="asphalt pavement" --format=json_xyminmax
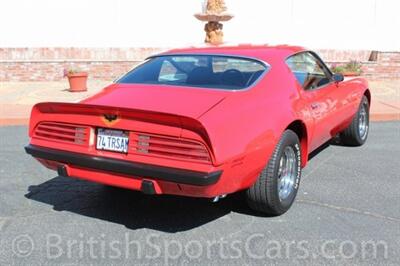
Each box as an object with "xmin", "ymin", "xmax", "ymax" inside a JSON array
[{"xmin": 0, "ymin": 122, "xmax": 399, "ymax": 265}]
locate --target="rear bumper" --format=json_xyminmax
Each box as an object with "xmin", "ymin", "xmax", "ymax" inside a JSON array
[{"xmin": 24, "ymin": 144, "xmax": 222, "ymax": 186}]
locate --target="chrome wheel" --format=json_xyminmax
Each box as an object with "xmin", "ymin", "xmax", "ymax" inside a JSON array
[
  {"xmin": 358, "ymin": 102, "xmax": 368, "ymax": 140},
  {"xmin": 277, "ymin": 146, "xmax": 298, "ymax": 201},
  {"xmin": 246, "ymin": 130, "xmax": 301, "ymax": 215}
]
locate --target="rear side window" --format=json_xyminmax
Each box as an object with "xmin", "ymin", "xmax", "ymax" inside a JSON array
[
  {"xmin": 158, "ymin": 61, "xmax": 188, "ymax": 83},
  {"xmin": 286, "ymin": 52, "xmax": 332, "ymax": 90},
  {"xmin": 117, "ymin": 55, "xmax": 268, "ymax": 90}
]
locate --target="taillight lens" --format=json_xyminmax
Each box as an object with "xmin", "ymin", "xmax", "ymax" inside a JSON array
[
  {"xmin": 33, "ymin": 122, "xmax": 89, "ymax": 145},
  {"xmin": 131, "ymin": 133, "xmax": 211, "ymax": 163}
]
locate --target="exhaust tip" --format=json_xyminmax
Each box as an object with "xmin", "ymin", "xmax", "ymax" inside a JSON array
[
  {"xmin": 141, "ymin": 180, "xmax": 156, "ymax": 195},
  {"xmin": 212, "ymin": 194, "xmax": 227, "ymax": 203},
  {"xmin": 57, "ymin": 165, "xmax": 68, "ymax": 177}
]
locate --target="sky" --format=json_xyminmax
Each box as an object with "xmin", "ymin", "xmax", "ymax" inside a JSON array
[{"xmin": 0, "ymin": 0, "xmax": 399, "ymax": 50}]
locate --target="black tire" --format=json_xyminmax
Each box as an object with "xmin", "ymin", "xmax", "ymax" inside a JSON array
[
  {"xmin": 246, "ymin": 130, "xmax": 302, "ymax": 216},
  {"xmin": 340, "ymin": 95, "xmax": 370, "ymax": 146}
]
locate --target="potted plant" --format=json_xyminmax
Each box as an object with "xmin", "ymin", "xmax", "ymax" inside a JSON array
[
  {"xmin": 64, "ymin": 68, "xmax": 88, "ymax": 92},
  {"xmin": 331, "ymin": 60, "xmax": 363, "ymax": 77}
]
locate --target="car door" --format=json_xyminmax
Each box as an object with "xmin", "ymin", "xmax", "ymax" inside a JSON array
[{"xmin": 286, "ymin": 52, "xmax": 344, "ymax": 151}]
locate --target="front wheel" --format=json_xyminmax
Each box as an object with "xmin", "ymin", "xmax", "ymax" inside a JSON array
[
  {"xmin": 340, "ymin": 95, "xmax": 370, "ymax": 146},
  {"xmin": 246, "ymin": 130, "xmax": 302, "ymax": 216}
]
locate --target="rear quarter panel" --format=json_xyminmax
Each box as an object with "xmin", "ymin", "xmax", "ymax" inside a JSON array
[{"xmin": 198, "ymin": 61, "xmax": 314, "ymax": 189}]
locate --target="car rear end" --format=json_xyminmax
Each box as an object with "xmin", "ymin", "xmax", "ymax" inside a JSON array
[{"xmin": 25, "ymin": 102, "xmax": 226, "ymax": 198}]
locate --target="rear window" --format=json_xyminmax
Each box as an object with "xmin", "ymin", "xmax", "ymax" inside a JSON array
[{"xmin": 117, "ymin": 55, "xmax": 268, "ymax": 90}]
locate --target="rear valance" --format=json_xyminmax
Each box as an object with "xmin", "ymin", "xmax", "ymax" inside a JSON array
[{"xmin": 25, "ymin": 144, "xmax": 221, "ymax": 186}]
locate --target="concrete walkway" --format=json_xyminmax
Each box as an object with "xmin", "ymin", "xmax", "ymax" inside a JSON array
[
  {"xmin": 0, "ymin": 80, "xmax": 109, "ymax": 125},
  {"xmin": 0, "ymin": 79, "xmax": 399, "ymax": 126}
]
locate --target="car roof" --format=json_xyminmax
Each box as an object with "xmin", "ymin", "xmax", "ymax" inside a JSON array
[{"xmin": 158, "ymin": 44, "xmax": 307, "ymax": 64}]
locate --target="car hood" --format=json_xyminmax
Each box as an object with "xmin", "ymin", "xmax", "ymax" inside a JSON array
[{"xmin": 80, "ymin": 83, "xmax": 230, "ymax": 119}]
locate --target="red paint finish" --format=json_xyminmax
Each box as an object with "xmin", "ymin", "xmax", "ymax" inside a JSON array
[{"xmin": 26, "ymin": 45, "xmax": 370, "ymax": 198}]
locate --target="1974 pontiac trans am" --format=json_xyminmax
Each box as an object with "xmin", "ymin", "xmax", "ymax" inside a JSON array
[{"xmin": 25, "ymin": 45, "xmax": 370, "ymax": 215}]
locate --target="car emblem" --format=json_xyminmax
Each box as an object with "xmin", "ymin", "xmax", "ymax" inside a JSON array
[
  {"xmin": 104, "ymin": 114, "xmax": 118, "ymax": 122},
  {"xmin": 101, "ymin": 114, "xmax": 120, "ymax": 126}
]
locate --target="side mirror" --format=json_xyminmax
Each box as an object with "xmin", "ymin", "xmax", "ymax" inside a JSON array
[{"xmin": 332, "ymin": 73, "xmax": 344, "ymax": 83}]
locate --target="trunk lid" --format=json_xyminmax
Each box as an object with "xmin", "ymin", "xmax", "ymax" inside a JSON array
[{"xmin": 80, "ymin": 83, "xmax": 229, "ymax": 119}]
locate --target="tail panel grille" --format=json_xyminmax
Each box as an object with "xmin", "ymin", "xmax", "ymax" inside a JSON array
[
  {"xmin": 34, "ymin": 122, "xmax": 89, "ymax": 145},
  {"xmin": 131, "ymin": 133, "xmax": 211, "ymax": 163}
]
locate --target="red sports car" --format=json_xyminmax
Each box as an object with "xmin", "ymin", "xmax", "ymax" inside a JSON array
[{"xmin": 25, "ymin": 45, "xmax": 370, "ymax": 215}]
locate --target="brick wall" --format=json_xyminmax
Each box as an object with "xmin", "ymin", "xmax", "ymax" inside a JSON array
[
  {"xmin": 0, "ymin": 48, "xmax": 399, "ymax": 81},
  {"xmin": 0, "ymin": 48, "xmax": 163, "ymax": 82},
  {"xmin": 360, "ymin": 52, "xmax": 400, "ymax": 80},
  {"xmin": 0, "ymin": 61, "xmax": 140, "ymax": 82},
  {"xmin": 317, "ymin": 50, "xmax": 400, "ymax": 80}
]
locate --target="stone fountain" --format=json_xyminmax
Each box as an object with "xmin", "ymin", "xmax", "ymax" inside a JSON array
[{"xmin": 194, "ymin": 0, "xmax": 234, "ymax": 45}]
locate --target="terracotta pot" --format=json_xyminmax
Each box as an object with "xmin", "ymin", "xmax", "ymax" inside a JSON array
[
  {"xmin": 342, "ymin": 72, "xmax": 361, "ymax": 77},
  {"xmin": 67, "ymin": 72, "xmax": 88, "ymax": 92}
]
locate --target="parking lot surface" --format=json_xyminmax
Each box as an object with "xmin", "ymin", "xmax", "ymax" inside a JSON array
[{"xmin": 0, "ymin": 122, "xmax": 399, "ymax": 265}]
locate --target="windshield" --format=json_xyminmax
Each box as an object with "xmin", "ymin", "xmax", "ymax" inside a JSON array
[{"xmin": 117, "ymin": 55, "xmax": 268, "ymax": 90}]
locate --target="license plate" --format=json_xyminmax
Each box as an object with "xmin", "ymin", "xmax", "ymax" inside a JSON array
[{"xmin": 96, "ymin": 128, "xmax": 129, "ymax": 153}]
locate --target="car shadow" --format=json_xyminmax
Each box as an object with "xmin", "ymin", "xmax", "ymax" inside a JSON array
[
  {"xmin": 25, "ymin": 176, "xmax": 257, "ymax": 233},
  {"xmin": 308, "ymin": 141, "xmax": 331, "ymax": 161},
  {"xmin": 308, "ymin": 135, "xmax": 347, "ymax": 162},
  {"xmin": 24, "ymin": 135, "xmax": 355, "ymax": 232}
]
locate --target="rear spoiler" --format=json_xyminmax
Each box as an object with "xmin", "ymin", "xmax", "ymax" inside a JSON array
[{"xmin": 29, "ymin": 102, "xmax": 212, "ymax": 148}]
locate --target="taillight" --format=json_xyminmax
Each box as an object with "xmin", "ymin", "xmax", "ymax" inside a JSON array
[
  {"xmin": 131, "ymin": 133, "xmax": 211, "ymax": 163},
  {"xmin": 33, "ymin": 122, "xmax": 89, "ymax": 145}
]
